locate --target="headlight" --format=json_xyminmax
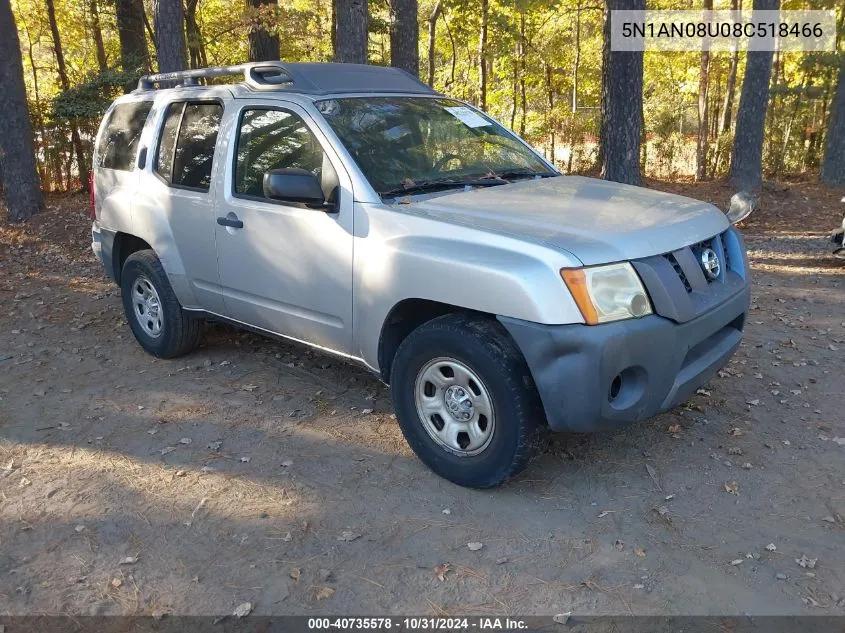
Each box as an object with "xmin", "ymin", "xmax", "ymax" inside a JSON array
[{"xmin": 561, "ymin": 263, "xmax": 652, "ymax": 325}]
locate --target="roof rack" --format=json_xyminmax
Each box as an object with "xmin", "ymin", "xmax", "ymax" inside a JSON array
[
  {"xmin": 136, "ymin": 62, "xmax": 292, "ymax": 91},
  {"xmin": 135, "ymin": 61, "xmax": 439, "ymax": 96}
]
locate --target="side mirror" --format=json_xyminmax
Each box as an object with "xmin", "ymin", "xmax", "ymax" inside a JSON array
[{"xmin": 263, "ymin": 168, "xmax": 326, "ymax": 207}]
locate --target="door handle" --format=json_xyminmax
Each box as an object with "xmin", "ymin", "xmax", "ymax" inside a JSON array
[{"xmin": 217, "ymin": 216, "xmax": 243, "ymax": 229}]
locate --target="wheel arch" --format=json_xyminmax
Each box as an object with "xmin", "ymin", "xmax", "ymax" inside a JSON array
[
  {"xmin": 112, "ymin": 232, "xmax": 154, "ymax": 281},
  {"xmin": 377, "ymin": 299, "xmax": 494, "ymax": 384}
]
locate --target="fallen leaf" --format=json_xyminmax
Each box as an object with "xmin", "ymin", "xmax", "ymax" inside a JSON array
[
  {"xmin": 434, "ymin": 563, "xmax": 452, "ymax": 581},
  {"xmin": 242, "ymin": 384, "xmax": 258, "ymax": 392},
  {"xmin": 634, "ymin": 547, "xmax": 647, "ymax": 558},
  {"xmin": 729, "ymin": 427, "xmax": 745, "ymax": 437},
  {"xmin": 111, "ymin": 578, "xmax": 122, "ymax": 589},
  {"xmin": 315, "ymin": 587, "xmax": 335, "ymax": 600},
  {"xmin": 667, "ymin": 424, "xmax": 682, "ymax": 434},
  {"xmin": 724, "ymin": 481, "xmax": 739, "ymax": 495},
  {"xmin": 645, "ymin": 463, "xmax": 661, "ymax": 489},
  {"xmin": 337, "ymin": 531, "xmax": 361, "ymax": 542},
  {"xmin": 467, "ymin": 542, "xmax": 483, "ymax": 551},
  {"xmin": 233, "ymin": 602, "xmax": 253, "ymax": 618},
  {"xmin": 289, "ymin": 567, "xmax": 301, "ymax": 581},
  {"xmin": 119, "ymin": 556, "xmax": 138, "ymax": 565}
]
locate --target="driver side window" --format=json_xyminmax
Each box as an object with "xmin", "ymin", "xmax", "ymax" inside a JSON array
[{"xmin": 234, "ymin": 108, "xmax": 325, "ymax": 198}]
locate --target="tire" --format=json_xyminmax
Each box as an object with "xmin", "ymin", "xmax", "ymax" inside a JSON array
[
  {"xmin": 120, "ymin": 250, "xmax": 202, "ymax": 358},
  {"xmin": 390, "ymin": 313, "xmax": 544, "ymax": 488}
]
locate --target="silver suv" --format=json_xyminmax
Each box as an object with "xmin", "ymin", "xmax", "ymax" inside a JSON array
[{"xmin": 91, "ymin": 62, "xmax": 751, "ymax": 488}]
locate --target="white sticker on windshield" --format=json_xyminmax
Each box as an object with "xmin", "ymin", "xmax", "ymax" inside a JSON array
[{"xmin": 444, "ymin": 106, "xmax": 491, "ymax": 128}]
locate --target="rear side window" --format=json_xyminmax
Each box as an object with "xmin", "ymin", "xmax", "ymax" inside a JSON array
[
  {"xmin": 96, "ymin": 101, "xmax": 153, "ymax": 171},
  {"xmin": 155, "ymin": 101, "xmax": 223, "ymax": 191}
]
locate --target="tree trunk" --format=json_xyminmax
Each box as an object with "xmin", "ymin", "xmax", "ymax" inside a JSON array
[
  {"xmin": 335, "ymin": 0, "xmax": 368, "ymax": 64},
  {"xmin": 246, "ymin": 0, "xmax": 279, "ymax": 62},
  {"xmin": 426, "ymin": 1, "xmax": 441, "ymax": 86},
  {"xmin": 152, "ymin": 0, "xmax": 188, "ymax": 73},
  {"xmin": 390, "ymin": 0, "xmax": 419, "ymax": 77},
  {"xmin": 730, "ymin": 0, "xmax": 779, "ymax": 191},
  {"xmin": 545, "ymin": 61, "xmax": 555, "ymax": 164},
  {"xmin": 695, "ymin": 0, "xmax": 713, "ymax": 181},
  {"xmin": 45, "ymin": 0, "xmax": 88, "ymax": 192},
  {"xmin": 89, "ymin": 0, "xmax": 108, "ymax": 71},
  {"xmin": 518, "ymin": 12, "xmax": 527, "ymax": 136},
  {"xmin": 599, "ymin": 0, "xmax": 645, "ymax": 185},
  {"xmin": 719, "ymin": 0, "xmax": 742, "ymax": 135},
  {"xmin": 821, "ymin": 57, "xmax": 845, "ymax": 186},
  {"xmin": 0, "ymin": 0, "xmax": 42, "ymax": 221},
  {"xmin": 185, "ymin": 0, "xmax": 208, "ymax": 68},
  {"xmin": 478, "ymin": 0, "xmax": 488, "ymax": 110},
  {"xmin": 116, "ymin": 0, "xmax": 150, "ymax": 89}
]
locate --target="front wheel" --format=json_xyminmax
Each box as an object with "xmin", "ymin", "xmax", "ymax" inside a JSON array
[{"xmin": 390, "ymin": 314, "xmax": 544, "ymax": 488}]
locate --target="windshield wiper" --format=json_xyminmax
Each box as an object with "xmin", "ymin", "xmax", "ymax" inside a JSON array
[
  {"xmin": 486, "ymin": 168, "xmax": 558, "ymax": 181},
  {"xmin": 379, "ymin": 177, "xmax": 506, "ymax": 198}
]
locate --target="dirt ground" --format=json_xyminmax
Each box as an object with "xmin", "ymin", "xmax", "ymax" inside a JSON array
[{"xmin": 1, "ymin": 179, "xmax": 844, "ymax": 618}]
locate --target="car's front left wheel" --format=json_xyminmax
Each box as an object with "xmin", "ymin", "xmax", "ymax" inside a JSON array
[
  {"xmin": 390, "ymin": 313, "xmax": 544, "ymax": 488},
  {"xmin": 120, "ymin": 249, "xmax": 202, "ymax": 358}
]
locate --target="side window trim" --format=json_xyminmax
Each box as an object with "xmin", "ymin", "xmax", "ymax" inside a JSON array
[
  {"xmin": 153, "ymin": 98, "xmax": 223, "ymax": 194},
  {"xmin": 230, "ymin": 104, "xmax": 334, "ymax": 208}
]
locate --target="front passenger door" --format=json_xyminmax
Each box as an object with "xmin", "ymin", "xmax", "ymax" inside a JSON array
[{"xmin": 213, "ymin": 103, "xmax": 354, "ymax": 355}]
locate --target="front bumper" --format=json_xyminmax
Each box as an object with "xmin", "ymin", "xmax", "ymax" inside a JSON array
[{"xmin": 499, "ymin": 283, "xmax": 750, "ymax": 433}]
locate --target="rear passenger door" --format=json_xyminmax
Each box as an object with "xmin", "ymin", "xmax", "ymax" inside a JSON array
[{"xmin": 137, "ymin": 99, "xmax": 226, "ymax": 313}]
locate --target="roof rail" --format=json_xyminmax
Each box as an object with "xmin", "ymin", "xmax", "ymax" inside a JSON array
[{"xmin": 136, "ymin": 62, "xmax": 293, "ymax": 91}]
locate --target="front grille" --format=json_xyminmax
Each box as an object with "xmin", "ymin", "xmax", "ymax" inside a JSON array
[
  {"xmin": 720, "ymin": 233, "xmax": 732, "ymax": 270},
  {"xmin": 662, "ymin": 252, "xmax": 692, "ymax": 293},
  {"xmin": 632, "ymin": 227, "xmax": 746, "ymax": 325}
]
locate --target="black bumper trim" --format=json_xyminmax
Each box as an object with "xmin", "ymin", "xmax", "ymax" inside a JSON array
[{"xmin": 498, "ymin": 284, "xmax": 750, "ymax": 433}]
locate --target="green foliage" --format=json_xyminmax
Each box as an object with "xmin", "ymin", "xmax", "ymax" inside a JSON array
[
  {"xmin": 52, "ymin": 69, "xmax": 140, "ymax": 121},
  {"xmin": 9, "ymin": 0, "xmax": 845, "ymax": 189}
]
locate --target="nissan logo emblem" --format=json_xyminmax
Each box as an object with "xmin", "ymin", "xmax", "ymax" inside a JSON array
[{"xmin": 700, "ymin": 248, "xmax": 721, "ymax": 280}]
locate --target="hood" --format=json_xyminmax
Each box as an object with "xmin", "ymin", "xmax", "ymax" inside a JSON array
[{"xmin": 400, "ymin": 175, "xmax": 730, "ymax": 265}]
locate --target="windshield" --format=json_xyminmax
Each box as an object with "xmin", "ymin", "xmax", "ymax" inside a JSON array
[{"xmin": 315, "ymin": 97, "xmax": 556, "ymax": 196}]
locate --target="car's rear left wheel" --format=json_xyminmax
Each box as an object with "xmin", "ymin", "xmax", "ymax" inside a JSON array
[{"xmin": 120, "ymin": 250, "xmax": 202, "ymax": 358}]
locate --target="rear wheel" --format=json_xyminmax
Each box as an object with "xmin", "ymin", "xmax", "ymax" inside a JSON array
[
  {"xmin": 390, "ymin": 313, "xmax": 543, "ymax": 488},
  {"xmin": 120, "ymin": 250, "xmax": 202, "ymax": 358}
]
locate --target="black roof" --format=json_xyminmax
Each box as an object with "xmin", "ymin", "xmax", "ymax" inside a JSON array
[
  {"xmin": 275, "ymin": 63, "xmax": 437, "ymax": 95},
  {"xmin": 136, "ymin": 62, "xmax": 440, "ymax": 96}
]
